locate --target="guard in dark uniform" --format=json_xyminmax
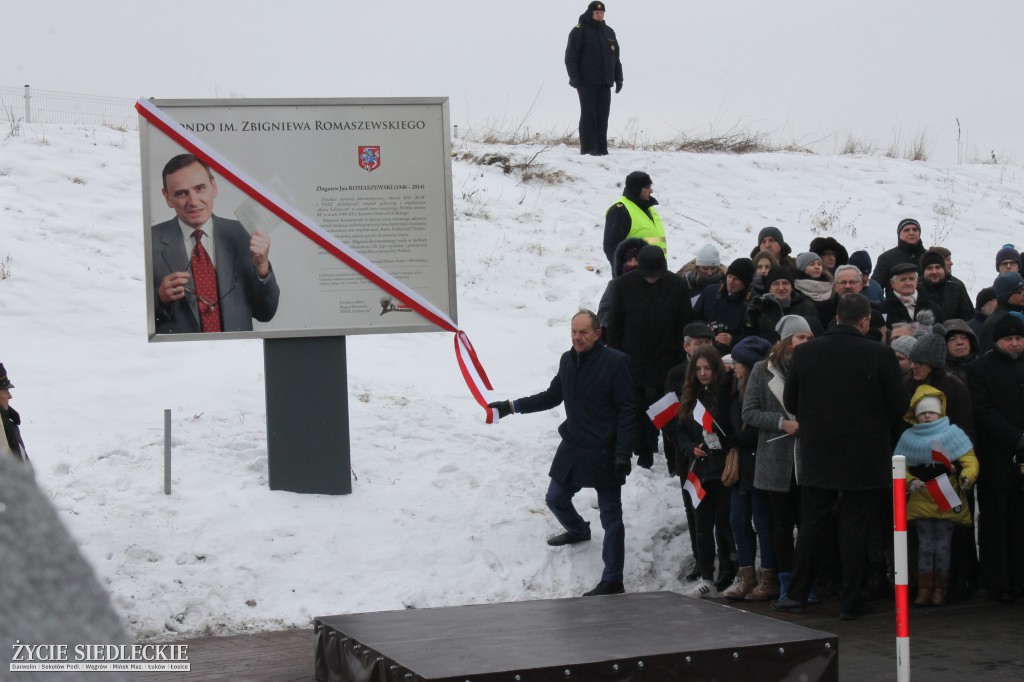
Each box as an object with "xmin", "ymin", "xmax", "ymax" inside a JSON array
[{"xmin": 565, "ymin": 2, "xmax": 623, "ymax": 156}]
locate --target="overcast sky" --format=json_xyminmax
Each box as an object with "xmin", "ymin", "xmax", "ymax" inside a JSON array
[{"xmin": 5, "ymin": 0, "xmax": 1022, "ymax": 164}]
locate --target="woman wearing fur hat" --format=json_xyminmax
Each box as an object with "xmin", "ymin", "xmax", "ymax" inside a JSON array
[
  {"xmin": 741, "ymin": 316, "xmax": 814, "ymax": 602},
  {"xmin": 895, "ymin": 385, "xmax": 978, "ymax": 606},
  {"xmin": 808, "ymin": 236, "xmax": 849, "ymax": 275}
]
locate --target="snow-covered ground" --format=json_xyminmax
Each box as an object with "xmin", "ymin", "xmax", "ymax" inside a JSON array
[{"xmin": 1, "ymin": 124, "xmax": 1020, "ymax": 640}]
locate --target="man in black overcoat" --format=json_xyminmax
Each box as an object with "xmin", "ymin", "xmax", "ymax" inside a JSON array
[
  {"xmin": 607, "ymin": 245, "xmax": 693, "ymax": 469},
  {"xmin": 489, "ymin": 310, "xmax": 634, "ymax": 597},
  {"xmin": 773, "ymin": 294, "xmax": 908, "ymax": 619},
  {"xmin": 967, "ymin": 312, "xmax": 1024, "ymax": 603}
]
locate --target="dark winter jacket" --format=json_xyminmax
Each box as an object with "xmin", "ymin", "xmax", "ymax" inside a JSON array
[
  {"xmin": 603, "ymin": 189, "xmax": 659, "ymax": 266},
  {"xmin": 922, "ymin": 276, "xmax": 974, "ymax": 322},
  {"xmin": 0, "ymin": 405, "xmax": 28, "ymax": 464},
  {"xmin": 729, "ymin": 382, "xmax": 760, "ymax": 492},
  {"xmin": 516, "ymin": 341, "xmax": 635, "ymax": 489},
  {"xmin": 565, "ymin": 13, "xmax": 623, "ymax": 87},
  {"xmin": 607, "ymin": 269, "xmax": 693, "ymax": 390},
  {"xmin": 677, "ymin": 260, "xmax": 727, "ymax": 294},
  {"xmin": 784, "ymin": 325, "xmax": 908, "ymax": 489},
  {"xmin": 968, "ymin": 347, "xmax": 1024, "ymax": 487},
  {"xmin": 597, "ymin": 237, "xmax": 649, "ymax": 327},
  {"xmin": 694, "ymin": 282, "xmax": 752, "ymax": 354},
  {"xmin": 979, "ymin": 303, "xmax": 1024, "ymax": 353},
  {"xmin": 871, "ymin": 239, "xmax": 927, "ymax": 288},
  {"xmin": 883, "ymin": 287, "xmax": 944, "ymax": 327},
  {"xmin": 744, "ymin": 291, "xmax": 824, "ymax": 343},
  {"xmin": 677, "ymin": 378, "xmax": 735, "ymax": 484}
]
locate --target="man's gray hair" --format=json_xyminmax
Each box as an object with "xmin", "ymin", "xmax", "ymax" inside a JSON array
[{"xmin": 834, "ymin": 264, "xmax": 862, "ymax": 280}]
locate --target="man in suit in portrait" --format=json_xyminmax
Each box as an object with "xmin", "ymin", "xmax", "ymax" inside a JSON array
[{"xmin": 151, "ymin": 154, "xmax": 280, "ymax": 334}]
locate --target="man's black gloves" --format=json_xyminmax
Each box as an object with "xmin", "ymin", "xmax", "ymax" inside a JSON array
[
  {"xmin": 614, "ymin": 454, "xmax": 632, "ymax": 485},
  {"xmin": 615, "ymin": 81, "xmax": 623, "ymax": 94},
  {"xmin": 487, "ymin": 401, "xmax": 512, "ymax": 419}
]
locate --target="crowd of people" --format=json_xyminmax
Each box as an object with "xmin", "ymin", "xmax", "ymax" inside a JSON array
[{"xmin": 593, "ymin": 171, "xmax": 1024, "ymax": 615}]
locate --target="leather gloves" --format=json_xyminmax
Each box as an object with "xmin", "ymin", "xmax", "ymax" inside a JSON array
[
  {"xmin": 614, "ymin": 454, "xmax": 632, "ymax": 485},
  {"xmin": 487, "ymin": 401, "xmax": 512, "ymax": 419},
  {"xmin": 615, "ymin": 81, "xmax": 623, "ymax": 94}
]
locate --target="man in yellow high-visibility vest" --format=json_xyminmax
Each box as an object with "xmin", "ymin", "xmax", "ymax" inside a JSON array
[{"xmin": 603, "ymin": 171, "xmax": 666, "ymax": 268}]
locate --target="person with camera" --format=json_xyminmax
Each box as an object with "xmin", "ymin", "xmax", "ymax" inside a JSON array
[
  {"xmin": 967, "ymin": 311, "xmax": 1024, "ymax": 604},
  {"xmin": 743, "ymin": 266, "xmax": 823, "ymax": 343},
  {"xmin": 693, "ymin": 258, "xmax": 756, "ymax": 355}
]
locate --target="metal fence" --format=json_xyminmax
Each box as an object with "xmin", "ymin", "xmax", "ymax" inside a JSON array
[{"xmin": 0, "ymin": 85, "xmax": 137, "ymax": 130}]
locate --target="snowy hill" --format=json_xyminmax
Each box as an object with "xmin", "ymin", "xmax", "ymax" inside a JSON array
[{"xmin": 0, "ymin": 124, "xmax": 1020, "ymax": 640}]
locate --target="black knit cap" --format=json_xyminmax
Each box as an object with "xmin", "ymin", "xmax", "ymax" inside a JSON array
[
  {"xmin": 726, "ymin": 257, "xmax": 755, "ymax": 289},
  {"xmin": 764, "ymin": 264, "xmax": 793, "ymax": 287},
  {"xmin": 897, "ymin": 218, "xmax": 922, "ymax": 237},
  {"xmin": 757, "ymin": 226, "xmax": 785, "ymax": 246},
  {"xmin": 625, "ymin": 171, "xmax": 652, "ymax": 191},
  {"xmin": 587, "ymin": 1, "xmax": 606, "ymax": 10},
  {"xmin": 993, "ymin": 311, "xmax": 1024, "ymax": 342},
  {"xmin": 0, "ymin": 363, "xmax": 12, "ymax": 390},
  {"xmin": 975, "ymin": 287, "xmax": 996, "ymax": 309},
  {"xmin": 920, "ymin": 250, "xmax": 946, "ymax": 272}
]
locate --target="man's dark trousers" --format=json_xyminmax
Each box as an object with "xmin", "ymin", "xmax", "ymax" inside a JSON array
[
  {"xmin": 577, "ymin": 84, "xmax": 611, "ymax": 155},
  {"xmin": 546, "ymin": 478, "xmax": 624, "ymax": 582},
  {"xmin": 788, "ymin": 486, "xmax": 880, "ymax": 611}
]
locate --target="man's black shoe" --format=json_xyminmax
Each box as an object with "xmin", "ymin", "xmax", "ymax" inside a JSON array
[
  {"xmin": 840, "ymin": 602, "xmax": 873, "ymax": 621},
  {"xmin": 547, "ymin": 529, "xmax": 591, "ymax": 547},
  {"xmin": 683, "ymin": 559, "xmax": 700, "ymax": 582},
  {"xmin": 583, "ymin": 581, "xmax": 625, "ymax": 596},
  {"xmin": 771, "ymin": 597, "xmax": 808, "ymax": 614}
]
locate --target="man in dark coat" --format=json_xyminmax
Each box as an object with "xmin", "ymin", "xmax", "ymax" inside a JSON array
[
  {"xmin": 967, "ymin": 312, "xmax": 1024, "ymax": 603},
  {"xmin": 693, "ymin": 257, "xmax": 755, "ymax": 354},
  {"xmin": 565, "ymin": 1, "xmax": 623, "ymax": 156},
  {"xmin": 748, "ymin": 226, "xmax": 797, "ymax": 271},
  {"xmin": 920, "ymin": 249, "xmax": 974, "ymax": 322},
  {"xmin": 979, "ymin": 271, "xmax": 1024, "ymax": 353},
  {"xmin": 871, "ymin": 218, "xmax": 927, "ymax": 288},
  {"xmin": 773, "ymin": 294, "xmax": 908, "ymax": 619},
  {"xmin": 608, "ymin": 245, "xmax": 693, "ymax": 469},
  {"xmin": 883, "ymin": 262, "xmax": 944, "ymax": 327},
  {"xmin": 489, "ymin": 310, "xmax": 634, "ymax": 597}
]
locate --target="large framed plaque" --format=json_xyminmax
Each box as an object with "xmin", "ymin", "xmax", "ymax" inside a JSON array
[{"xmin": 140, "ymin": 98, "xmax": 456, "ymax": 341}]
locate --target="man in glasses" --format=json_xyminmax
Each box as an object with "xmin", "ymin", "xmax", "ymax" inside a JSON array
[{"xmin": 151, "ymin": 154, "xmax": 281, "ymax": 334}]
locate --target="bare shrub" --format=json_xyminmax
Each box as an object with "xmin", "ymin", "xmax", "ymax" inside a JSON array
[
  {"xmin": 1, "ymin": 254, "xmax": 13, "ymax": 280},
  {"xmin": 801, "ymin": 198, "xmax": 859, "ymax": 238},
  {"xmin": 839, "ymin": 133, "xmax": 875, "ymax": 156}
]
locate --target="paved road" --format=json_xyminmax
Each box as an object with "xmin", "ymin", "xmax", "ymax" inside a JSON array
[{"xmin": 133, "ymin": 593, "xmax": 1023, "ymax": 681}]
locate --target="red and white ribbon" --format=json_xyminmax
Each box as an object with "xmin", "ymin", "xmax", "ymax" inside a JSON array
[{"xmin": 136, "ymin": 98, "xmax": 496, "ymax": 422}]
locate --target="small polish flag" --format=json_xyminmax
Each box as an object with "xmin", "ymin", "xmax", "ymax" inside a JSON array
[
  {"xmin": 647, "ymin": 392, "xmax": 680, "ymax": 429},
  {"xmin": 692, "ymin": 400, "xmax": 715, "ymax": 433},
  {"xmin": 683, "ymin": 471, "xmax": 707, "ymax": 508},
  {"xmin": 930, "ymin": 441, "xmax": 954, "ymax": 472},
  {"xmin": 925, "ymin": 475, "xmax": 961, "ymax": 513}
]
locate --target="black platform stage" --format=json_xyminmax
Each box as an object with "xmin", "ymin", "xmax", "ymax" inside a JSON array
[{"xmin": 314, "ymin": 591, "xmax": 837, "ymax": 682}]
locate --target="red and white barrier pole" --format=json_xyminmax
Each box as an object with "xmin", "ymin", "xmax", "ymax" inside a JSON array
[{"xmin": 892, "ymin": 455, "xmax": 910, "ymax": 682}]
